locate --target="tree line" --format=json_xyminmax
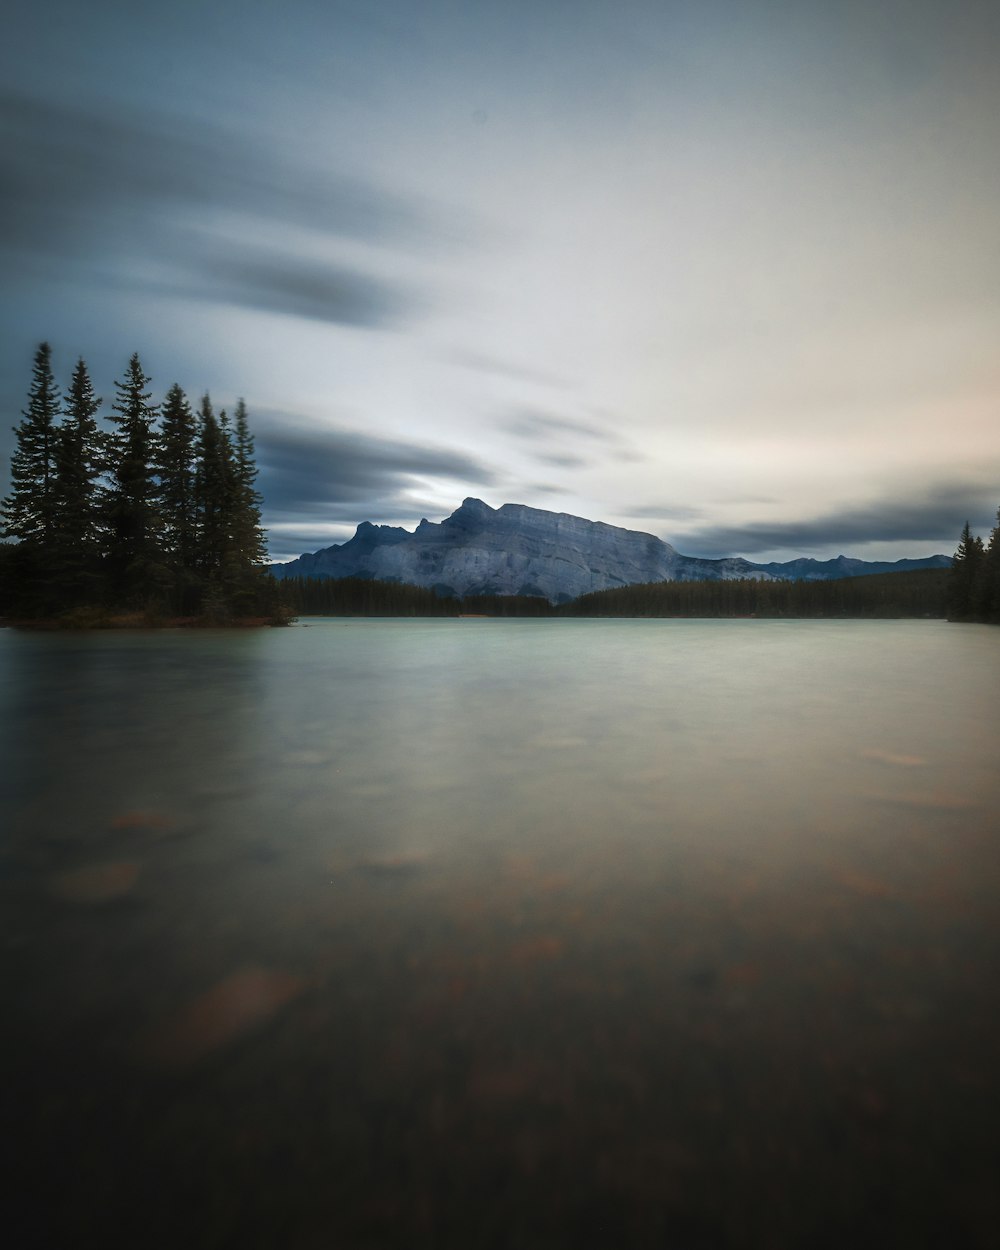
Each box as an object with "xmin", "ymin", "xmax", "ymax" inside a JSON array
[
  {"xmin": 567, "ymin": 568, "xmax": 950, "ymax": 618},
  {"xmin": 947, "ymin": 508, "xmax": 1000, "ymax": 623},
  {"xmin": 1, "ymin": 342, "xmax": 278, "ymax": 622},
  {"xmin": 278, "ymin": 577, "xmax": 556, "ymax": 617},
  {"xmin": 281, "ymin": 568, "xmax": 951, "ymax": 619}
]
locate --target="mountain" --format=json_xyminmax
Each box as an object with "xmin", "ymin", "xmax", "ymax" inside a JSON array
[
  {"xmin": 270, "ymin": 498, "xmax": 951, "ymax": 603},
  {"xmin": 748, "ymin": 553, "xmax": 954, "ymax": 581}
]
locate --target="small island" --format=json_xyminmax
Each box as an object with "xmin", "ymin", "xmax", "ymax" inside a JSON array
[{"xmin": 1, "ymin": 343, "xmax": 287, "ymax": 627}]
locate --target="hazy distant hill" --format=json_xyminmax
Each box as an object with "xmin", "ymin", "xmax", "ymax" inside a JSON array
[
  {"xmin": 747, "ymin": 553, "xmax": 952, "ymax": 581},
  {"xmin": 270, "ymin": 497, "xmax": 950, "ymax": 603}
]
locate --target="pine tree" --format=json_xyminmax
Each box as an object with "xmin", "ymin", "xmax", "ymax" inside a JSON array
[
  {"xmin": 230, "ymin": 398, "xmax": 268, "ymax": 575},
  {"xmin": 982, "ymin": 507, "xmax": 1000, "ymax": 624},
  {"xmin": 216, "ymin": 398, "xmax": 270, "ymax": 616},
  {"xmin": 50, "ymin": 358, "xmax": 106, "ymax": 604},
  {"xmin": 155, "ymin": 382, "xmax": 198, "ymax": 609},
  {"xmin": 193, "ymin": 394, "xmax": 230, "ymax": 584},
  {"xmin": 947, "ymin": 521, "xmax": 983, "ymax": 621},
  {"xmin": 1, "ymin": 342, "xmax": 61, "ymax": 545},
  {"xmin": 105, "ymin": 353, "xmax": 165, "ymax": 602}
]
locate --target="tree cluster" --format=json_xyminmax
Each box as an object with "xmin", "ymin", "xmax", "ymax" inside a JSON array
[
  {"xmin": 1, "ymin": 342, "xmax": 274, "ymax": 621},
  {"xmin": 280, "ymin": 568, "xmax": 949, "ymax": 619},
  {"xmin": 947, "ymin": 508, "xmax": 1000, "ymax": 624},
  {"xmin": 278, "ymin": 576, "xmax": 556, "ymax": 617},
  {"xmin": 279, "ymin": 575, "xmax": 457, "ymax": 617},
  {"xmin": 566, "ymin": 570, "xmax": 948, "ymax": 618}
]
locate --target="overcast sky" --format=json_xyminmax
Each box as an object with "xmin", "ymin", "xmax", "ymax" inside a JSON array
[{"xmin": 3, "ymin": 0, "xmax": 998, "ymax": 563}]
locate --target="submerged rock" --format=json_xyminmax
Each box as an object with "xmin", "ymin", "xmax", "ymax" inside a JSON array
[
  {"xmin": 48, "ymin": 860, "xmax": 140, "ymax": 903},
  {"xmin": 140, "ymin": 966, "xmax": 306, "ymax": 1067}
]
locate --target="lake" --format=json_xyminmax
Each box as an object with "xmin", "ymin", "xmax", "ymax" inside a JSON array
[{"xmin": 2, "ymin": 618, "xmax": 998, "ymax": 1248}]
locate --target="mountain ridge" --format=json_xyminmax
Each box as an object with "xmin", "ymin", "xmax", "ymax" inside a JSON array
[{"xmin": 270, "ymin": 497, "xmax": 951, "ymax": 602}]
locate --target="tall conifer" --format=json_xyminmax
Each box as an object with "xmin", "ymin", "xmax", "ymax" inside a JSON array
[
  {"xmin": 1, "ymin": 342, "xmax": 61, "ymax": 545},
  {"xmin": 947, "ymin": 521, "xmax": 983, "ymax": 621},
  {"xmin": 155, "ymin": 382, "xmax": 198, "ymax": 608},
  {"xmin": 51, "ymin": 358, "xmax": 106, "ymax": 602},
  {"xmin": 232, "ymin": 398, "xmax": 267, "ymax": 570},
  {"xmin": 193, "ymin": 393, "xmax": 229, "ymax": 582},
  {"xmin": 105, "ymin": 353, "xmax": 164, "ymax": 600},
  {"xmin": 982, "ymin": 508, "xmax": 1000, "ymax": 624}
]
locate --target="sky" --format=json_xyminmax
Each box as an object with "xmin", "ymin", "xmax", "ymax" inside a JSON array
[{"xmin": 2, "ymin": 0, "xmax": 999, "ymax": 564}]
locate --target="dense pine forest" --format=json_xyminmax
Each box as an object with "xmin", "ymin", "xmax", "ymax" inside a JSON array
[
  {"xmin": 281, "ymin": 568, "xmax": 952, "ymax": 619},
  {"xmin": 281, "ymin": 509, "xmax": 997, "ymax": 622},
  {"xmin": 946, "ymin": 513, "xmax": 1000, "ymax": 624},
  {"xmin": 566, "ymin": 568, "xmax": 952, "ymax": 618},
  {"xmin": 0, "ymin": 343, "xmax": 283, "ymax": 624}
]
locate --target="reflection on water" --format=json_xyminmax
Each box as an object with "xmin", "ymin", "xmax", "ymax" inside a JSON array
[{"xmin": 2, "ymin": 619, "xmax": 999, "ymax": 1248}]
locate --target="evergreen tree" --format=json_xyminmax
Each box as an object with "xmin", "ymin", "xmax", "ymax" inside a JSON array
[
  {"xmin": 981, "ymin": 508, "xmax": 1000, "ymax": 624},
  {"xmin": 50, "ymin": 358, "xmax": 106, "ymax": 603},
  {"xmin": 216, "ymin": 406, "xmax": 243, "ymax": 607},
  {"xmin": 155, "ymin": 382, "xmax": 198, "ymax": 609},
  {"xmin": 105, "ymin": 353, "xmax": 164, "ymax": 601},
  {"xmin": 1, "ymin": 342, "xmax": 61, "ymax": 546},
  {"xmin": 193, "ymin": 394, "xmax": 232, "ymax": 586},
  {"xmin": 947, "ymin": 521, "xmax": 984, "ymax": 621},
  {"xmin": 230, "ymin": 398, "xmax": 268, "ymax": 573}
]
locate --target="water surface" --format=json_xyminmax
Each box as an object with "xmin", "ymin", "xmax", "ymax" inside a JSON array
[{"xmin": 2, "ymin": 619, "xmax": 998, "ymax": 1247}]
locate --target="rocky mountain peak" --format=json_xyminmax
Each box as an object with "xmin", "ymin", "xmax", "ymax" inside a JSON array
[{"xmin": 271, "ymin": 499, "xmax": 951, "ymax": 601}]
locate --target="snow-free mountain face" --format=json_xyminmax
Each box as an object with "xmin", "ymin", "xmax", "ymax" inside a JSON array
[
  {"xmin": 277, "ymin": 497, "xmax": 946, "ymax": 602},
  {"xmin": 270, "ymin": 498, "xmax": 951, "ymax": 601}
]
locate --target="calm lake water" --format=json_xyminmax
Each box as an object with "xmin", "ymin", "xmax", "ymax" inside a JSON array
[{"xmin": 2, "ymin": 618, "xmax": 999, "ymax": 1248}]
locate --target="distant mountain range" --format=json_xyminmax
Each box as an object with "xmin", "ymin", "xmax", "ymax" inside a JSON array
[{"xmin": 270, "ymin": 497, "xmax": 951, "ymax": 603}]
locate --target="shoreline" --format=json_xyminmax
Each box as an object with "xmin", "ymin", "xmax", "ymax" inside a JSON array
[{"xmin": 0, "ymin": 613, "xmax": 290, "ymax": 631}]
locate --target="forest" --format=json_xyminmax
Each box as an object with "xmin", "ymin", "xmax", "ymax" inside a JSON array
[
  {"xmin": 280, "ymin": 567, "xmax": 953, "ymax": 619},
  {"xmin": 280, "ymin": 516, "xmax": 1000, "ymax": 621},
  {"xmin": 0, "ymin": 343, "xmax": 282, "ymax": 624},
  {"xmin": 947, "ymin": 514, "xmax": 1000, "ymax": 624}
]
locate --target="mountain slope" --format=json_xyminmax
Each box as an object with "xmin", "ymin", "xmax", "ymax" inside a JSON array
[{"xmin": 271, "ymin": 498, "xmax": 951, "ymax": 602}]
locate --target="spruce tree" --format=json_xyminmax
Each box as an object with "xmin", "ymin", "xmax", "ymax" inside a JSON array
[
  {"xmin": 982, "ymin": 507, "xmax": 1000, "ymax": 624},
  {"xmin": 947, "ymin": 521, "xmax": 983, "ymax": 621},
  {"xmin": 50, "ymin": 358, "xmax": 106, "ymax": 604},
  {"xmin": 193, "ymin": 394, "xmax": 231, "ymax": 590},
  {"xmin": 155, "ymin": 382, "xmax": 198, "ymax": 609},
  {"xmin": 1, "ymin": 342, "xmax": 61, "ymax": 546},
  {"xmin": 217, "ymin": 397, "xmax": 270, "ymax": 612},
  {"xmin": 105, "ymin": 353, "xmax": 164, "ymax": 602},
  {"xmin": 231, "ymin": 397, "xmax": 267, "ymax": 570}
]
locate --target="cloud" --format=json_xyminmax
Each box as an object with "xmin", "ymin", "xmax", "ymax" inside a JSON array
[
  {"xmin": 1, "ymin": 89, "xmax": 436, "ymax": 252},
  {"xmin": 620, "ymin": 503, "xmax": 707, "ymax": 522},
  {"xmin": 254, "ymin": 412, "xmax": 497, "ymax": 547},
  {"xmin": 526, "ymin": 483, "xmax": 572, "ymax": 495},
  {"xmin": 501, "ymin": 406, "xmax": 644, "ymax": 471},
  {"xmin": 150, "ymin": 241, "xmax": 414, "ymax": 328},
  {"xmin": 534, "ymin": 451, "xmax": 590, "ymax": 468},
  {"xmin": 0, "ymin": 89, "xmax": 441, "ymax": 326},
  {"xmin": 675, "ymin": 480, "xmax": 1000, "ymax": 557},
  {"xmin": 448, "ymin": 350, "xmax": 570, "ymax": 390},
  {"xmin": 502, "ymin": 408, "xmax": 623, "ymax": 444}
]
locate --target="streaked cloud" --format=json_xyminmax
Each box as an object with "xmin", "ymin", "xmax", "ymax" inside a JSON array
[
  {"xmin": 448, "ymin": 350, "xmax": 570, "ymax": 390},
  {"xmin": 145, "ymin": 242, "xmax": 414, "ymax": 329},
  {"xmin": 503, "ymin": 408, "xmax": 624, "ymax": 444},
  {"xmin": 255, "ymin": 411, "xmax": 496, "ymax": 555},
  {"xmin": 675, "ymin": 481, "xmax": 1000, "ymax": 558},
  {"xmin": 1, "ymin": 88, "xmax": 444, "ymax": 329},
  {"xmin": 620, "ymin": 504, "xmax": 707, "ymax": 523},
  {"xmin": 1, "ymin": 89, "xmax": 440, "ymax": 257}
]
